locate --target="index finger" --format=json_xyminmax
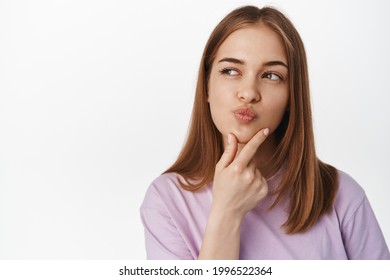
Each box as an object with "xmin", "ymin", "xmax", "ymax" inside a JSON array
[{"xmin": 235, "ymin": 128, "xmax": 269, "ymax": 166}]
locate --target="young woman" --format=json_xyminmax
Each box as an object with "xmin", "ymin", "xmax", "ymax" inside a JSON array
[{"xmin": 140, "ymin": 6, "xmax": 390, "ymax": 259}]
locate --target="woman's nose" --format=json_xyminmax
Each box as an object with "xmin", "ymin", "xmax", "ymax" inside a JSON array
[{"xmin": 237, "ymin": 76, "xmax": 260, "ymax": 103}]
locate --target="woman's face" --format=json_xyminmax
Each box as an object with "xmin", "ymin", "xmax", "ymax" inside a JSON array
[{"xmin": 208, "ymin": 23, "xmax": 289, "ymax": 145}]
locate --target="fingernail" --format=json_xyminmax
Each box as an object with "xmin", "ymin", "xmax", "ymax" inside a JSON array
[
  {"xmin": 263, "ymin": 128, "xmax": 269, "ymax": 136},
  {"xmin": 227, "ymin": 133, "xmax": 232, "ymax": 144}
]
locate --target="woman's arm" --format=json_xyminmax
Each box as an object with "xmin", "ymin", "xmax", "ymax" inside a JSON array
[
  {"xmin": 198, "ymin": 208, "xmax": 242, "ymax": 259},
  {"xmin": 198, "ymin": 129, "xmax": 269, "ymax": 259},
  {"xmin": 342, "ymin": 196, "xmax": 390, "ymax": 259}
]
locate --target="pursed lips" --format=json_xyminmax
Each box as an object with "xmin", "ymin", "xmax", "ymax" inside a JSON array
[{"xmin": 233, "ymin": 107, "xmax": 257, "ymax": 122}]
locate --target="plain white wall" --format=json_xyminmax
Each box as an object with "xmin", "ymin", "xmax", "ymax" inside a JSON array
[{"xmin": 0, "ymin": 0, "xmax": 389, "ymax": 259}]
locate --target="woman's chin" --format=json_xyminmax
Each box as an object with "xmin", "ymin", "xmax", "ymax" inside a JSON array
[
  {"xmin": 235, "ymin": 132, "xmax": 255, "ymax": 144},
  {"xmin": 234, "ymin": 127, "xmax": 269, "ymax": 144},
  {"xmin": 224, "ymin": 127, "xmax": 266, "ymax": 144}
]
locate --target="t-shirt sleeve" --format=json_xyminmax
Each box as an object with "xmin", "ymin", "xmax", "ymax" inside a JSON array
[
  {"xmin": 140, "ymin": 180, "xmax": 194, "ymax": 260},
  {"xmin": 341, "ymin": 195, "xmax": 390, "ymax": 259}
]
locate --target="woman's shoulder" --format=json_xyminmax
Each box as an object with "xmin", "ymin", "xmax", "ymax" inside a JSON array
[
  {"xmin": 149, "ymin": 172, "xmax": 183, "ymax": 189},
  {"xmin": 141, "ymin": 172, "xmax": 207, "ymax": 210},
  {"xmin": 141, "ymin": 173, "xmax": 183, "ymax": 206},
  {"xmin": 335, "ymin": 169, "xmax": 365, "ymax": 200},
  {"xmin": 334, "ymin": 169, "xmax": 367, "ymax": 223}
]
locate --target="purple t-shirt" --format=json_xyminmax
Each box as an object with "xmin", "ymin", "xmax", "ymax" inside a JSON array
[{"xmin": 140, "ymin": 170, "xmax": 390, "ymax": 259}]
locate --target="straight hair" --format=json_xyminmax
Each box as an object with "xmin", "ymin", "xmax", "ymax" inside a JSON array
[{"xmin": 164, "ymin": 6, "xmax": 338, "ymax": 234}]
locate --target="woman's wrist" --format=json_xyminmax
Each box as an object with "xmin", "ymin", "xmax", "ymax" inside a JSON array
[
  {"xmin": 198, "ymin": 208, "xmax": 242, "ymax": 259},
  {"xmin": 208, "ymin": 204, "xmax": 245, "ymax": 225}
]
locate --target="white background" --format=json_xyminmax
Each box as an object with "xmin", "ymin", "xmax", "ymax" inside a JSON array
[{"xmin": 0, "ymin": 0, "xmax": 389, "ymax": 259}]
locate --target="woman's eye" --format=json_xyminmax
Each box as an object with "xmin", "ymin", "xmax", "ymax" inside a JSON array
[
  {"xmin": 263, "ymin": 72, "xmax": 282, "ymax": 81},
  {"xmin": 220, "ymin": 68, "xmax": 239, "ymax": 76}
]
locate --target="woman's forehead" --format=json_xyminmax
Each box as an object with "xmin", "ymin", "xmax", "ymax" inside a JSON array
[{"xmin": 214, "ymin": 23, "xmax": 287, "ymax": 65}]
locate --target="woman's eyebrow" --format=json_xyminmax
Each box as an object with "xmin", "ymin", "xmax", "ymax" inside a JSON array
[
  {"xmin": 218, "ymin": 57, "xmax": 244, "ymax": 64},
  {"xmin": 264, "ymin": 60, "xmax": 289, "ymax": 69},
  {"xmin": 218, "ymin": 57, "xmax": 288, "ymax": 69}
]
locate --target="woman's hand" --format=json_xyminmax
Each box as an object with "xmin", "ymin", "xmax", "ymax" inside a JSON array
[
  {"xmin": 198, "ymin": 128, "xmax": 269, "ymax": 259},
  {"xmin": 212, "ymin": 128, "xmax": 269, "ymax": 219}
]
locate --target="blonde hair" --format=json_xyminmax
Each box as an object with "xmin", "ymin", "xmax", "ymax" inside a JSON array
[{"xmin": 165, "ymin": 6, "xmax": 338, "ymax": 234}]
